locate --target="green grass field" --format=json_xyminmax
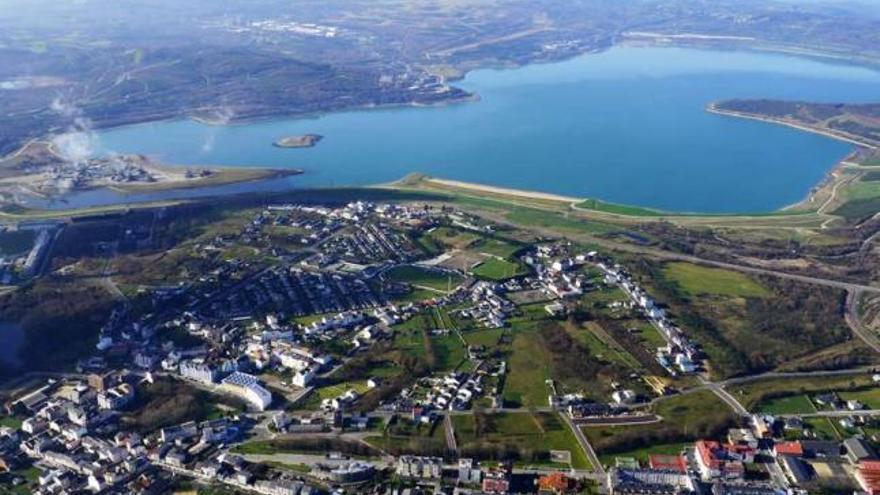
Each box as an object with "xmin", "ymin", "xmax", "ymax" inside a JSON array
[
  {"xmin": 431, "ymin": 332, "xmax": 468, "ymax": 371},
  {"xmin": 756, "ymin": 394, "xmax": 816, "ymax": 415},
  {"xmin": 833, "ymin": 196, "xmax": 880, "ymax": 223},
  {"xmin": 504, "ymin": 207, "xmax": 617, "ymax": 234},
  {"xmin": 837, "ymin": 387, "xmax": 880, "ymax": 410},
  {"xmin": 472, "ymin": 257, "xmax": 528, "ymax": 281},
  {"xmin": 503, "ymin": 329, "xmax": 552, "ymax": 407},
  {"xmin": 463, "ymin": 328, "xmax": 505, "ymax": 348},
  {"xmin": 392, "ymin": 322, "xmax": 432, "ymax": 361},
  {"xmin": 597, "ymin": 442, "xmax": 688, "ymax": 466},
  {"xmin": 583, "ymin": 390, "xmax": 737, "ymax": 461},
  {"xmin": 0, "ymin": 415, "xmax": 23, "ymax": 429},
  {"xmin": 803, "ymin": 417, "xmax": 842, "ymax": 441},
  {"xmin": 452, "ymin": 412, "xmax": 592, "ymax": 470},
  {"xmin": 577, "ymin": 322, "xmax": 643, "ymax": 371},
  {"xmin": 365, "ymin": 420, "xmax": 448, "ymax": 456},
  {"xmin": 388, "ymin": 287, "xmax": 440, "ymax": 304},
  {"xmin": 385, "ymin": 265, "xmax": 463, "ymax": 292},
  {"xmin": 663, "ymin": 262, "xmax": 769, "ymax": 298},
  {"xmin": 727, "ymin": 374, "xmax": 876, "ymax": 412},
  {"xmin": 422, "ymin": 226, "xmax": 480, "ymax": 248},
  {"xmin": 471, "ymin": 237, "xmax": 523, "ymax": 258},
  {"xmin": 629, "ymin": 321, "xmax": 667, "ymax": 350},
  {"xmin": 313, "ymin": 381, "xmax": 371, "ymax": 400},
  {"xmin": 577, "ymin": 198, "xmax": 667, "ymax": 217}
]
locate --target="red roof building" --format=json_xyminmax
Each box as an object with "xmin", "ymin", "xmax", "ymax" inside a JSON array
[
  {"xmin": 695, "ymin": 440, "xmax": 747, "ymax": 481},
  {"xmin": 537, "ymin": 472, "xmax": 576, "ymax": 494},
  {"xmin": 649, "ymin": 454, "xmax": 688, "ymax": 474},
  {"xmin": 858, "ymin": 460, "xmax": 880, "ymax": 495},
  {"xmin": 774, "ymin": 441, "xmax": 804, "ymax": 457},
  {"xmin": 482, "ymin": 463, "xmax": 512, "ymax": 494},
  {"xmin": 482, "ymin": 477, "xmax": 510, "ymax": 494}
]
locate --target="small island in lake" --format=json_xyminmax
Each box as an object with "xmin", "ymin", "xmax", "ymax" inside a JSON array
[{"xmin": 273, "ymin": 134, "xmax": 323, "ymax": 149}]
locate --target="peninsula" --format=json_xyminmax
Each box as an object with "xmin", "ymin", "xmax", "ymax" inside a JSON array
[
  {"xmin": 0, "ymin": 141, "xmax": 302, "ymax": 199},
  {"xmin": 273, "ymin": 134, "xmax": 324, "ymax": 149},
  {"xmin": 708, "ymin": 99, "xmax": 880, "ymax": 148}
]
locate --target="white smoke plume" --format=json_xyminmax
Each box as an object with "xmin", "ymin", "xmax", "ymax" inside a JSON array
[
  {"xmin": 49, "ymin": 96, "xmax": 100, "ymax": 166},
  {"xmin": 201, "ymin": 133, "xmax": 216, "ymax": 153},
  {"xmin": 199, "ymin": 105, "xmax": 235, "ymax": 154}
]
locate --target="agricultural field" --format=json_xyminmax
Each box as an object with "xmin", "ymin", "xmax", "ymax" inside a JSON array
[{"xmin": 451, "ymin": 412, "xmax": 592, "ymax": 470}]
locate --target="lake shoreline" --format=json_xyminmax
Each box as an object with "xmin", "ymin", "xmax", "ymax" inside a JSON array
[
  {"xmin": 704, "ymin": 103, "xmax": 875, "ymax": 213},
  {"xmin": 7, "ymin": 46, "xmax": 876, "ymax": 216},
  {"xmin": 706, "ymin": 103, "xmax": 876, "ymax": 149}
]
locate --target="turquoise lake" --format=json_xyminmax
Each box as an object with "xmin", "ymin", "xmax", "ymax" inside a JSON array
[{"xmin": 70, "ymin": 46, "xmax": 880, "ymax": 213}]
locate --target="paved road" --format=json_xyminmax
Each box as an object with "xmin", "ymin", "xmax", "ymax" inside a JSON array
[
  {"xmin": 846, "ymin": 289, "xmax": 880, "ymax": 353},
  {"xmin": 444, "ymin": 415, "xmax": 458, "ymax": 452},
  {"xmin": 702, "ymin": 379, "xmax": 749, "ymax": 416},
  {"xmin": 560, "ymin": 412, "xmax": 605, "ymax": 479},
  {"xmin": 776, "ymin": 409, "xmax": 880, "ymax": 419},
  {"xmin": 575, "ymin": 414, "xmax": 661, "ymax": 427},
  {"xmin": 720, "ymin": 366, "xmax": 877, "ymax": 387}
]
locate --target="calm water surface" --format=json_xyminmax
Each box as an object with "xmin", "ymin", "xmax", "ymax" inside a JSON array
[{"xmin": 39, "ymin": 46, "xmax": 880, "ymax": 213}]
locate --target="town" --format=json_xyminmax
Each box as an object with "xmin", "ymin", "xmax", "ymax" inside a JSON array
[{"xmin": 0, "ymin": 198, "xmax": 878, "ymax": 495}]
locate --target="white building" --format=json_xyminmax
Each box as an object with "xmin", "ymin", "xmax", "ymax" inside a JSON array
[
  {"xmin": 292, "ymin": 367, "xmax": 317, "ymax": 388},
  {"xmin": 220, "ymin": 372, "xmax": 272, "ymax": 411},
  {"xmin": 179, "ymin": 360, "xmax": 216, "ymax": 385},
  {"xmin": 97, "ymin": 384, "xmax": 135, "ymax": 410}
]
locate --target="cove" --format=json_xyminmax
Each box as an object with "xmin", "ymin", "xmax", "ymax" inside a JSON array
[{"xmin": 57, "ymin": 46, "xmax": 880, "ymax": 213}]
